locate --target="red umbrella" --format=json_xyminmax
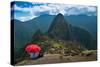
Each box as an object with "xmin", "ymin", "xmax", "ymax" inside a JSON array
[{"xmin": 25, "ymin": 43, "xmax": 41, "ymax": 53}]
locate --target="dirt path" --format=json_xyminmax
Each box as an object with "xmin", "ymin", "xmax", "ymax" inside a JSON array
[{"xmin": 16, "ymin": 54, "xmax": 97, "ymax": 66}]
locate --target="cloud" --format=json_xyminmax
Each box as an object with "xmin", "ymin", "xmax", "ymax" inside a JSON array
[
  {"xmin": 16, "ymin": 16, "xmax": 36, "ymax": 21},
  {"xmin": 12, "ymin": 3, "xmax": 97, "ymax": 21}
]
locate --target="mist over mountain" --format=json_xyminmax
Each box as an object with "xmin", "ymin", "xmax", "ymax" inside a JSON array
[{"xmin": 11, "ymin": 1, "xmax": 97, "ymax": 21}]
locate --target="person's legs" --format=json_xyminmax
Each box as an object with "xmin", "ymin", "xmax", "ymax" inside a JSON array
[
  {"xmin": 29, "ymin": 53, "xmax": 35, "ymax": 59},
  {"xmin": 29, "ymin": 52, "xmax": 39, "ymax": 59},
  {"xmin": 34, "ymin": 52, "xmax": 39, "ymax": 58}
]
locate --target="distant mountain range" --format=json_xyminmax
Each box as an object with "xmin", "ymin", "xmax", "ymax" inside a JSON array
[
  {"xmin": 12, "ymin": 13, "xmax": 97, "ymax": 62},
  {"xmin": 17, "ymin": 14, "xmax": 97, "ymax": 37},
  {"xmin": 12, "ymin": 13, "xmax": 97, "ymax": 49}
]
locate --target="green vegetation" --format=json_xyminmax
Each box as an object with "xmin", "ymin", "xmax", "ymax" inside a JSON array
[
  {"xmin": 80, "ymin": 50, "xmax": 97, "ymax": 56},
  {"xmin": 13, "ymin": 13, "xmax": 97, "ymax": 65}
]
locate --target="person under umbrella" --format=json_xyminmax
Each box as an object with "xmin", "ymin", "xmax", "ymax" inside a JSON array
[{"xmin": 25, "ymin": 43, "xmax": 41, "ymax": 59}]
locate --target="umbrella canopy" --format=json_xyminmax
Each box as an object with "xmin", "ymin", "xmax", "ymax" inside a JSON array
[{"xmin": 25, "ymin": 43, "xmax": 41, "ymax": 53}]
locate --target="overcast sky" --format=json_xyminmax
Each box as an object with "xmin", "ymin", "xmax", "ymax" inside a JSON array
[{"xmin": 11, "ymin": 1, "xmax": 97, "ymax": 21}]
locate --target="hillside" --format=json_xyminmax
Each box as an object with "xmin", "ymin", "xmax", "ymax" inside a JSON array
[{"xmin": 12, "ymin": 13, "xmax": 97, "ymax": 65}]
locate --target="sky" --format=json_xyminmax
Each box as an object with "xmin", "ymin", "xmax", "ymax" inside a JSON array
[{"xmin": 11, "ymin": 1, "xmax": 97, "ymax": 21}]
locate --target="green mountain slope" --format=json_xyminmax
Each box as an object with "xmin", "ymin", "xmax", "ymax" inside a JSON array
[{"xmin": 48, "ymin": 13, "xmax": 96, "ymax": 49}]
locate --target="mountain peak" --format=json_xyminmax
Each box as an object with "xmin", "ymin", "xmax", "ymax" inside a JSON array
[
  {"xmin": 55, "ymin": 13, "xmax": 64, "ymax": 19},
  {"xmin": 57, "ymin": 13, "xmax": 63, "ymax": 16},
  {"xmin": 48, "ymin": 13, "xmax": 70, "ymax": 40},
  {"xmin": 52, "ymin": 13, "xmax": 65, "ymax": 23}
]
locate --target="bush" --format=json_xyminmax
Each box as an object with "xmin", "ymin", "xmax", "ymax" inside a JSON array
[{"xmin": 81, "ymin": 50, "xmax": 94, "ymax": 56}]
